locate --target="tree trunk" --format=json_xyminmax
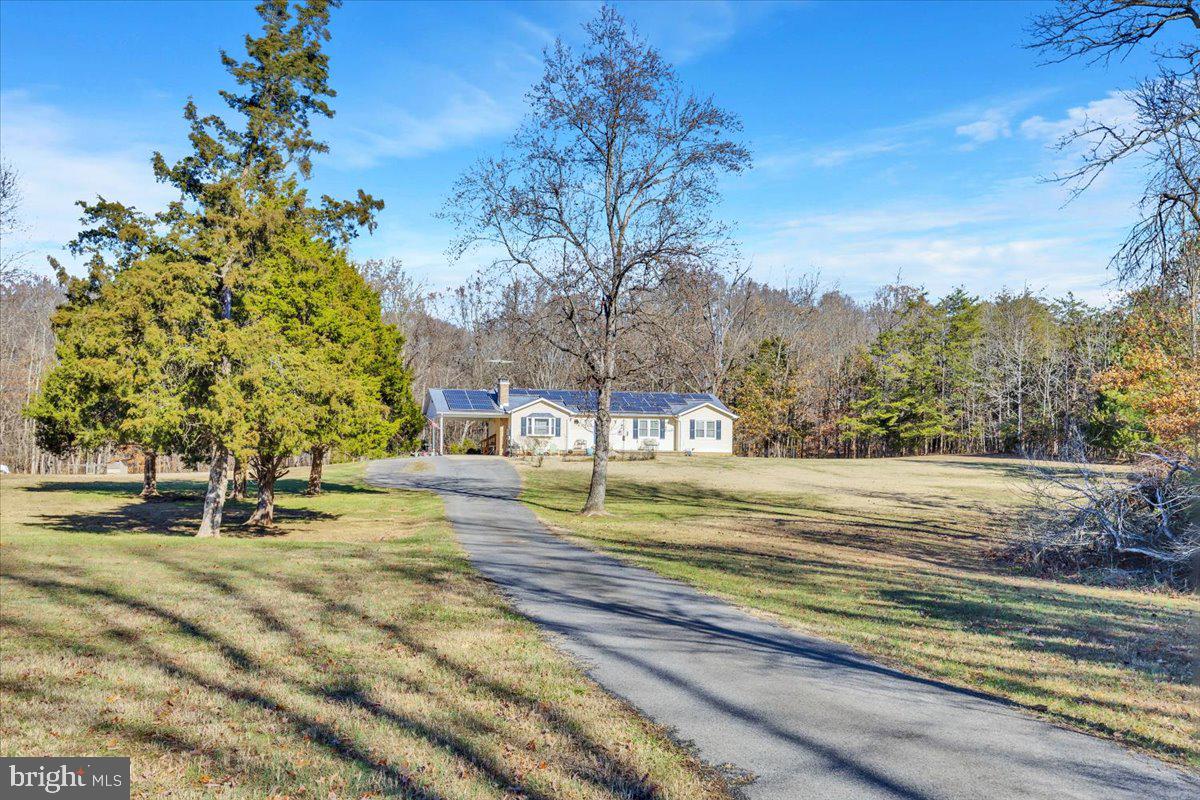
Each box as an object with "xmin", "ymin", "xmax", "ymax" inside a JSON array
[
  {"xmin": 582, "ymin": 380, "xmax": 612, "ymax": 515},
  {"xmin": 140, "ymin": 451, "xmax": 158, "ymax": 498},
  {"xmin": 306, "ymin": 446, "xmax": 326, "ymax": 495},
  {"xmin": 197, "ymin": 447, "xmax": 230, "ymax": 537},
  {"xmin": 247, "ymin": 456, "xmax": 283, "ymax": 527},
  {"xmin": 198, "ymin": 271, "xmax": 235, "ymax": 536},
  {"xmin": 231, "ymin": 458, "xmax": 248, "ymax": 501}
]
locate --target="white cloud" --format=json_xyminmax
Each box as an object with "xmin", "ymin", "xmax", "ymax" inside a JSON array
[
  {"xmin": 758, "ymin": 138, "xmax": 907, "ymax": 171},
  {"xmin": 955, "ymin": 108, "xmax": 1013, "ymax": 147},
  {"xmin": 336, "ymin": 83, "xmax": 520, "ymax": 168},
  {"xmin": 0, "ymin": 90, "xmax": 178, "ymax": 274},
  {"xmin": 760, "ymin": 89, "xmax": 1055, "ymax": 174},
  {"xmin": 741, "ymin": 169, "xmax": 1140, "ymax": 303},
  {"xmin": 1019, "ymin": 90, "xmax": 1137, "ymax": 143}
]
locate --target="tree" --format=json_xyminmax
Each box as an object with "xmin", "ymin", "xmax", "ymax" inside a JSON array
[
  {"xmin": 841, "ymin": 296, "xmax": 961, "ymax": 456},
  {"xmin": 448, "ymin": 6, "xmax": 749, "ymax": 513},
  {"xmin": 728, "ymin": 338, "xmax": 800, "ymax": 457},
  {"xmin": 118, "ymin": 0, "xmax": 380, "ymax": 535},
  {"xmin": 26, "ymin": 256, "xmax": 216, "ymax": 495},
  {"xmin": 245, "ymin": 232, "xmax": 414, "ymax": 499},
  {"xmin": 1029, "ymin": 3, "xmax": 1200, "ymax": 302},
  {"xmin": 1095, "ymin": 295, "xmax": 1200, "ymax": 457}
]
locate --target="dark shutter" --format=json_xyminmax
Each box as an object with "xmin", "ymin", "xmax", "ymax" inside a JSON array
[
  {"xmin": 520, "ymin": 416, "xmax": 527, "ymax": 436},
  {"xmin": 716, "ymin": 420, "xmax": 722, "ymax": 440},
  {"xmin": 554, "ymin": 417, "xmax": 561, "ymax": 437},
  {"xmin": 660, "ymin": 419, "xmax": 667, "ymax": 440},
  {"xmin": 632, "ymin": 420, "xmax": 639, "ymax": 439},
  {"xmin": 689, "ymin": 420, "xmax": 695, "ymax": 439}
]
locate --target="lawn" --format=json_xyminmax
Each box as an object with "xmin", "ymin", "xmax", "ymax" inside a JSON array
[
  {"xmin": 516, "ymin": 454, "xmax": 1200, "ymax": 769},
  {"xmin": 0, "ymin": 462, "xmax": 729, "ymax": 800}
]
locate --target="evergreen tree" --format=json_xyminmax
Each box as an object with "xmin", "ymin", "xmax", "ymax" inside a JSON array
[
  {"xmin": 728, "ymin": 338, "xmax": 799, "ymax": 457},
  {"xmin": 842, "ymin": 296, "xmax": 956, "ymax": 455},
  {"xmin": 27, "ymin": 256, "xmax": 216, "ymax": 495}
]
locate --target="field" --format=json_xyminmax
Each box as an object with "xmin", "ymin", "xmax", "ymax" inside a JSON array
[
  {"xmin": 0, "ymin": 463, "xmax": 729, "ymax": 800},
  {"xmin": 516, "ymin": 454, "xmax": 1200, "ymax": 768}
]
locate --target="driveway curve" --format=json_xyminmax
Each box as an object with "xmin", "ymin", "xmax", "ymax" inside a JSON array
[{"xmin": 366, "ymin": 455, "xmax": 1198, "ymax": 800}]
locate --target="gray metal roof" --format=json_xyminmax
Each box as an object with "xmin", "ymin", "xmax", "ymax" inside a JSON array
[{"xmin": 424, "ymin": 387, "xmax": 736, "ymax": 419}]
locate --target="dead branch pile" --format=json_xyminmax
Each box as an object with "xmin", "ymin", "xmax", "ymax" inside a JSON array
[{"xmin": 1012, "ymin": 450, "xmax": 1199, "ymax": 590}]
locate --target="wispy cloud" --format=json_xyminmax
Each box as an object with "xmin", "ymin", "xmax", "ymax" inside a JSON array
[
  {"xmin": 742, "ymin": 164, "xmax": 1140, "ymax": 302},
  {"xmin": 955, "ymin": 108, "xmax": 1013, "ymax": 148},
  {"xmin": 0, "ymin": 90, "xmax": 177, "ymax": 272},
  {"xmin": 760, "ymin": 89, "xmax": 1056, "ymax": 174},
  {"xmin": 336, "ymin": 82, "xmax": 521, "ymax": 169}
]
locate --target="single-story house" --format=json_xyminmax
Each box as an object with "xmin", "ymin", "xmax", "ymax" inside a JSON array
[{"xmin": 422, "ymin": 380, "xmax": 737, "ymax": 455}]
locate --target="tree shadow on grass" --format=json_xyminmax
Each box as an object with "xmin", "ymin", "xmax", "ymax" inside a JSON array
[
  {"xmin": 25, "ymin": 477, "xmax": 383, "ymax": 498},
  {"xmin": 32, "ymin": 495, "xmax": 338, "ymax": 537},
  {"xmin": 606, "ymin": 532, "xmax": 1196, "ymax": 690},
  {"xmin": 2, "ymin": 548, "xmax": 693, "ymax": 800}
]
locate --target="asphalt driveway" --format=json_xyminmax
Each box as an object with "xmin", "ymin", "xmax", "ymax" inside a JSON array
[{"xmin": 366, "ymin": 455, "xmax": 1199, "ymax": 800}]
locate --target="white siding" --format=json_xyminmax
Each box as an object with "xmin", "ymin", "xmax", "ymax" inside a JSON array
[
  {"xmin": 608, "ymin": 416, "xmax": 676, "ymax": 452},
  {"xmin": 505, "ymin": 401, "xmax": 734, "ymax": 454},
  {"xmin": 508, "ymin": 400, "xmax": 571, "ymax": 452},
  {"xmin": 677, "ymin": 406, "xmax": 735, "ymax": 453}
]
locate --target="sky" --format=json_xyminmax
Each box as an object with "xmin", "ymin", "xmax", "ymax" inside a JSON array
[{"xmin": 0, "ymin": 0, "xmax": 1171, "ymax": 303}]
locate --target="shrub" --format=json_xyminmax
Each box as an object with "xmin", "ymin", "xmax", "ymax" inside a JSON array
[{"xmin": 447, "ymin": 437, "xmax": 479, "ymax": 455}]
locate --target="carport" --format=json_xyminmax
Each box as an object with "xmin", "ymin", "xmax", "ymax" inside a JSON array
[{"xmin": 422, "ymin": 388, "xmax": 508, "ymax": 455}]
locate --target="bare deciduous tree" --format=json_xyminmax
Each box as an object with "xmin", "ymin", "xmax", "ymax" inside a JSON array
[
  {"xmin": 1028, "ymin": 0, "xmax": 1199, "ymax": 66},
  {"xmin": 447, "ymin": 6, "xmax": 749, "ymax": 514},
  {"xmin": 1030, "ymin": 2, "xmax": 1200, "ymax": 295}
]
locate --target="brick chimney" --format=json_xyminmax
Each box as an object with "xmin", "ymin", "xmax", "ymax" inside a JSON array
[{"xmin": 497, "ymin": 379, "xmax": 510, "ymax": 407}]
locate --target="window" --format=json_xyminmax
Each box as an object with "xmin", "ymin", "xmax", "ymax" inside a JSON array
[
  {"xmin": 693, "ymin": 420, "xmax": 718, "ymax": 439},
  {"xmin": 529, "ymin": 416, "xmax": 553, "ymax": 436},
  {"xmin": 636, "ymin": 419, "xmax": 662, "ymax": 438}
]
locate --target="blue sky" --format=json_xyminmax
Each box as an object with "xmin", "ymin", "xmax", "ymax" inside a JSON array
[{"xmin": 0, "ymin": 0, "xmax": 1167, "ymax": 302}]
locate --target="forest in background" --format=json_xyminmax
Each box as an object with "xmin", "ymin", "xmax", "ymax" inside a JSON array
[{"xmin": 359, "ymin": 256, "xmax": 1194, "ymax": 462}]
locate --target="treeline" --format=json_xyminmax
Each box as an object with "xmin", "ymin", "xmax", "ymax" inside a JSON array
[{"xmin": 365, "ymin": 262, "xmax": 1193, "ymax": 462}]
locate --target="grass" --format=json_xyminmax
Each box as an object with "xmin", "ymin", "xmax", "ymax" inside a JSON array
[
  {"xmin": 516, "ymin": 454, "xmax": 1200, "ymax": 769},
  {"xmin": 0, "ymin": 462, "xmax": 730, "ymax": 800}
]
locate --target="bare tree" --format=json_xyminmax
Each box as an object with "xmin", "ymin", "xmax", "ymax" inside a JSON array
[
  {"xmin": 0, "ymin": 164, "xmax": 61, "ymax": 473},
  {"xmin": 447, "ymin": 6, "xmax": 749, "ymax": 514},
  {"xmin": 1029, "ymin": 2, "xmax": 1200, "ymax": 294},
  {"xmin": 1029, "ymin": 1, "xmax": 1199, "ymax": 66},
  {"xmin": 0, "ymin": 162, "xmax": 27, "ymax": 281}
]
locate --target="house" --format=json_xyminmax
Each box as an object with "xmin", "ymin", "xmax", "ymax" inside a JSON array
[{"xmin": 422, "ymin": 380, "xmax": 737, "ymax": 455}]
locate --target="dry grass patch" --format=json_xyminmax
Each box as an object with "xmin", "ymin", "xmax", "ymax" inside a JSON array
[
  {"xmin": 517, "ymin": 454, "xmax": 1200, "ymax": 769},
  {"xmin": 0, "ymin": 463, "xmax": 730, "ymax": 800}
]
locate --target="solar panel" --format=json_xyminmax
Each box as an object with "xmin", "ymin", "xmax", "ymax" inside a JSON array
[{"xmin": 451, "ymin": 387, "xmax": 725, "ymax": 416}]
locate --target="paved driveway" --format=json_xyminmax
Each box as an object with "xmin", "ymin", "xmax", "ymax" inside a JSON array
[{"xmin": 366, "ymin": 456, "xmax": 1199, "ymax": 800}]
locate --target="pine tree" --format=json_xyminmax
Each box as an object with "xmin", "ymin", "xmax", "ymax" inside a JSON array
[
  {"xmin": 728, "ymin": 338, "xmax": 799, "ymax": 457},
  {"xmin": 27, "ymin": 256, "xmax": 216, "ymax": 495},
  {"xmin": 842, "ymin": 296, "xmax": 956, "ymax": 455}
]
